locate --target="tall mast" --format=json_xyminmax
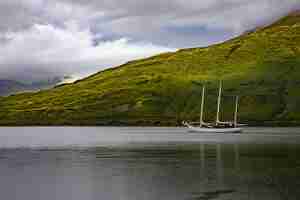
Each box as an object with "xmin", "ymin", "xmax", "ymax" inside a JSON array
[
  {"xmin": 234, "ymin": 96, "xmax": 239, "ymax": 127},
  {"xmin": 216, "ymin": 81, "xmax": 222, "ymax": 124},
  {"xmin": 200, "ymin": 86, "xmax": 205, "ymax": 127}
]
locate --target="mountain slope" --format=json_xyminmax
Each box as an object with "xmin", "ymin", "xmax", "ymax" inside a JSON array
[
  {"xmin": 1, "ymin": 12, "xmax": 300, "ymax": 126},
  {"xmin": 0, "ymin": 77, "xmax": 69, "ymax": 97},
  {"xmin": 0, "ymin": 80, "xmax": 29, "ymax": 96}
]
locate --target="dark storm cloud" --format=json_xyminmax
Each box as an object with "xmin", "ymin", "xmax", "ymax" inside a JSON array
[{"xmin": 0, "ymin": 0, "xmax": 299, "ymax": 81}]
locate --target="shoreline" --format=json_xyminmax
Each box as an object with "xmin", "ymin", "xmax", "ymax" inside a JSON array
[{"xmin": 1, "ymin": 121, "xmax": 300, "ymax": 127}]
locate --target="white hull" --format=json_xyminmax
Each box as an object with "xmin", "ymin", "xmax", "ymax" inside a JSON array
[{"xmin": 185, "ymin": 124, "xmax": 242, "ymax": 133}]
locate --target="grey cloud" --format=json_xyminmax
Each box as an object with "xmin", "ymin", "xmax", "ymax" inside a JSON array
[
  {"xmin": 0, "ymin": 23, "xmax": 173, "ymax": 81},
  {"xmin": 0, "ymin": 1, "xmax": 94, "ymax": 32},
  {"xmin": 59, "ymin": 0, "xmax": 300, "ymax": 47},
  {"xmin": 1, "ymin": 0, "xmax": 299, "ymax": 41},
  {"xmin": 0, "ymin": 0, "xmax": 299, "ymax": 82}
]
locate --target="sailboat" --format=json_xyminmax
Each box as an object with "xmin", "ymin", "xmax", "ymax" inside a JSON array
[{"xmin": 182, "ymin": 81, "xmax": 243, "ymax": 133}]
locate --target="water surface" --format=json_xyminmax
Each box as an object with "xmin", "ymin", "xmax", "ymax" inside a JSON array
[{"xmin": 0, "ymin": 127, "xmax": 300, "ymax": 200}]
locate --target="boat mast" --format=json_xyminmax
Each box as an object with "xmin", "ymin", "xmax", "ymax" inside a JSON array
[
  {"xmin": 234, "ymin": 96, "xmax": 239, "ymax": 127},
  {"xmin": 200, "ymin": 86, "xmax": 205, "ymax": 127},
  {"xmin": 216, "ymin": 81, "xmax": 222, "ymax": 124}
]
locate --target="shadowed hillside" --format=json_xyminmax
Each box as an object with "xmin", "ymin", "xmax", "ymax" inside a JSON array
[{"xmin": 0, "ymin": 12, "xmax": 300, "ymax": 126}]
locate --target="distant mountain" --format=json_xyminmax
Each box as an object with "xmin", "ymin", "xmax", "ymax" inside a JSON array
[
  {"xmin": 0, "ymin": 80, "xmax": 28, "ymax": 96},
  {"xmin": 0, "ymin": 11, "xmax": 300, "ymax": 126},
  {"xmin": 0, "ymin": 77, "xmax": 67, "ymax": 96}
]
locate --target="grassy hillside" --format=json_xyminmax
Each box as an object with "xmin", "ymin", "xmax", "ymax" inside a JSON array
[{"xmin": 1, "ymin": 12, "xmax": 300, "ymax": 126}]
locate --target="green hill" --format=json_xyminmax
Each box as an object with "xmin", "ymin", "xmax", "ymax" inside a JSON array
[{"xmin": 1, "ymin": 12, "xmax": 300, "ymax": 126}]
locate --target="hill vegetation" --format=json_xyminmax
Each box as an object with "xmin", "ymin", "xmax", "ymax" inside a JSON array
[{"xmin": 0, "ymin": 12, "xmax": 300, "ymax": 126}]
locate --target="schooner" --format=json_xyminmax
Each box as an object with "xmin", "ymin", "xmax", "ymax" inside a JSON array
[{"xmin": 182, "ymin": 81, "xmax": 243, "ymax": 133}]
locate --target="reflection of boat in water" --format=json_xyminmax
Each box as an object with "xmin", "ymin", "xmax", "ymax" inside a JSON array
[
  {"xmin": 183, "ymin": 81, "xmax": 244, "ymax": 133},
  {"xmin": 200, "ymin": 143, "xmax": 240, "ymax": 188}
]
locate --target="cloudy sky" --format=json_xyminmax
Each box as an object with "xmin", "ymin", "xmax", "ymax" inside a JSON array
[{"xmin": 0, "ymin": 0, "xmax": 299, "ymax": 82}]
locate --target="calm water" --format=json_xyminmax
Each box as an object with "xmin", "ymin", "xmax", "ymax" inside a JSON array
[{"xmin": 1, "ymin": 127, "xmax": 300, "ymax": 200}]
